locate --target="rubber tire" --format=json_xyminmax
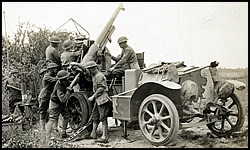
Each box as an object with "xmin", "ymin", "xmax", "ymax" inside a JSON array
[
  {"xmin": 67, "ymin": 92, "xmax": 92, "ymax": 131},
  {"xmin": 138, "ymin": 94, "xmax": 179, "ymax": 146}
]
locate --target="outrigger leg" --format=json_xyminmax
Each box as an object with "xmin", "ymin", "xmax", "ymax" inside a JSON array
[{"xmin": 121, "ymin": 120, "xmax": 129, "ymax": 139}]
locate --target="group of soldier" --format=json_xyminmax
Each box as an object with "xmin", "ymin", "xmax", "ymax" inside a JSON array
[{"xmin": 4, "ymin": 34, "xmax": 140, "ymax": 144}]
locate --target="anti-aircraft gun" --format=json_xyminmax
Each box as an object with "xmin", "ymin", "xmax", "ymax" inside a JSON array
[
  {"xmin": 64, "ymin": 3, "xmax": 125, "ymax": 141},
  {"xmin": 65, "ymin": 3, "xmax": 246, "ymax": 146}
]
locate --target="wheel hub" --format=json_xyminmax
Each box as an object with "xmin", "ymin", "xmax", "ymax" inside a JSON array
[{"xmin": 149, "ymin": 114, "xmax": 161, "ymax": 125}]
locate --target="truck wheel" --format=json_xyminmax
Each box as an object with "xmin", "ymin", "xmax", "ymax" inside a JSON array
[
  {"xmin": 67, "ymin": 92, "xmax": 92, "ymax": 131},
  {"xmin": 206, "ymin": 93, "xmax": 245, "ymax": 137},
  {"xmin": 138, "ymin": 94, "xmax": 179, "ymax": 146}
]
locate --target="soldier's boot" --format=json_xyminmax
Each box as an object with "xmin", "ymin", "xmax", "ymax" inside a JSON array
[
  {"xmin": 40, "ymin": 113, "xmax": 47, "ymax": 131},
  {"xmin": 40, "ymin": 119, "xmax": 46, "ymax": 131},
  {"xmin": 61, "ymin": 118, "xmax": 69, "ymax": 138},
  {"xmin": 96, "ymin": 120, "xmax": 108, "ymax": 143},
  {"xmin": 90, "ymin": 122, "xmax": 98, "ymax": 139},
  {"xmin": 46, "ymin": 118, "xmax": 57, "ymax": 138},
  {"xmin": 52, "ymin": 119, "xmax": 59, "ymax": 133}
]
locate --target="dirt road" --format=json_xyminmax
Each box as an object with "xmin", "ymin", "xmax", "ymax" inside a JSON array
[{"xmin": 61, "ymin": 116, "xmax": 248, "ymax": 148}]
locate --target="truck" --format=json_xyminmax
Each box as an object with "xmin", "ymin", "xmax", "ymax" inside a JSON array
[{"xmin": 51, "ymin": 3, "xmax": 246, "ymax": 146}]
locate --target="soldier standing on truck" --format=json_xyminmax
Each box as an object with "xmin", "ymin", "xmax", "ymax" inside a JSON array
[
  {"xmin": 46, "ymin": 36, "xmax": 62, "ymax": 67},
  {"xmin": 84, "ymin": 61, "xmax": 111, "ymax": 143},
  {"xmin": 38, "ymin": 62, "xmax": 59, "ymax": 131},
  {"xmin": 4, "ymin": 69, "xmax": 24, "ymax": 116},
  {"xmin": 46, "ymin": 70, "xmax": 73, "ymax": 139},
  {"xmin": 109, "ymin": 36, "xmax": 140, "ymax": 76}
]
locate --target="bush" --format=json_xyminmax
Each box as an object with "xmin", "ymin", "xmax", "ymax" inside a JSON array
[{"xmin": 2, "ymin": 21, "xmax": 72, "ymax": 115}]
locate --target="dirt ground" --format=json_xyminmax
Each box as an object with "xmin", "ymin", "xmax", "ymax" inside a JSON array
[{"xmin": 61, "ymin": 116, "xmax": 247, "ymax": 148}]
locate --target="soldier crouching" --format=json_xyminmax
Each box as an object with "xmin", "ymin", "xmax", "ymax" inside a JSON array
[{"xmin": 46, "ymin": 70, "xmax": 73, "ymax": 139}]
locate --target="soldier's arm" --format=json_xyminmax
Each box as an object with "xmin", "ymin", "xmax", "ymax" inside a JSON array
[
  {"xmin": 57, "ymin": 89, "xmax": 71, "ymax": 103},
  {"xmin": 113, "ymin": 49, "xmax": 131, "ymax": 69},
  {"xmin": 52, "ymin": 48, "xmax": 61, "ymax": 63},
  {"xmin": 111, "ymin": 54, "xmax": 121, "ymax": 62},
  {"xmin": 73, "ymin": 50, "xmax": 82, "ymax": 57},
  {"xmin": 44, "ymin": 74, "xmax": 57, "ymax": 82}
]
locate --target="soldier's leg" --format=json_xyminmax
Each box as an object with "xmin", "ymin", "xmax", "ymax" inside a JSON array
[
  {"xmin": 90, "ymin": 103, "xmax": 99, "ymax": 139},
  {"xmin": 96, "ymin": 102, "xmax": 110, "ymax": 143},
  {"xmin": 61, "ymin": 117, "xmax": 69, "ymax": 138},
  {"xmin": 9, "ymin": 97, "xmax": 16, "ymax": 114},
  {"xmin": 47, "ymin": 101, "xmax": 61, "ymax": 137},
  {"xmin": 111, "ymin": 63, "xmax": 130, "ymax": 77},
  {"xmin": 52, "ymin": 118, "xmax": 59, "ymax": 132},
  {"xmin": 39, "ymin": 98, "xmax": 50, "ymax": 131},
  {"xmin": 61, "ymin": 105, "xmax": 71, "ymax": 138}
]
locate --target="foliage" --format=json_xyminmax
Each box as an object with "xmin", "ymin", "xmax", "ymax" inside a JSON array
[{"xmin": 2, "ymin": 21, "xmax": 72, "ymax": 115}]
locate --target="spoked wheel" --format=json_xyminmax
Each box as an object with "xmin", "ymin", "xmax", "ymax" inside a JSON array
[
  {"xmin": 138, "ymin": 94, "xmax": 179, "ymax": 146},
  {"xmin": 67, "ymin": 92, "xmax": 92, "ymax": 131},
  {"xmin": 206, "ymin": 93, "xmax": 245, "ymax": 137}
]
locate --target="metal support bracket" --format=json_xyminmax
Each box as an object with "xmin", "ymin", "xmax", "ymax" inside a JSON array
[{"xmin": 121, "ymin": 120, "xmax": 129, "ymax": 139}]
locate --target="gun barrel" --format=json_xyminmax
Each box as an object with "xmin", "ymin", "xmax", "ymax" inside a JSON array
[{"xmin": 81, "ymin": 3, "xmax": 125, "ymax": 65}]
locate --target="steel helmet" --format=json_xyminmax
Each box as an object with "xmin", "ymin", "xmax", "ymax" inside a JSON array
[
  {"xmin": 11, "ymin": 69, "xmax": 19, "ymax": 74},
  {"xmin": 56, "ymin": 70, "xmax": 70, "ymax": 80},
  {"xmin": 39, "ymin": 68, "xmax": 47, "ymax": 75},
  {"xmin": 62, "ymin": 40, "xmax": 74, "ymax": 50},
  {"xmin": 75, "ymin": 35, "xmax": 85, "ymax": 40},
  {"xmin": 48, "ymin": 36, "xmax": 61, "ymax": 43},
  {"xmin": 117, "ymin": 36, "xmax": 128, "ymax": 44},
  {"xmin": 85, "ymin": 61, "xmax": 97, "ymax": 69},
  {"xmin": 47, "ymin": 62, "xmax": 59, "ymax": 69}
]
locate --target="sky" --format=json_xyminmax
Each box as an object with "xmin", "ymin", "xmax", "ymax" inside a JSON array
[{"xmin": 2, "ymin": 2, "xmax": 248, "ymax": 68}]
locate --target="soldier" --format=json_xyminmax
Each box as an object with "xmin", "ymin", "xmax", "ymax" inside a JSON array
[
  {"xmin": 46, "ymin": 36, "xmax": 62, "ymax": 67},
  {"xmin": 84, "ymin": 61, "xmax": 111, "ymax": 143},
  {"xmin": 38, "ymin": 62, "xmax": 58, "ymax": 131},
  {"xmin": 110, "ymin": 36, "xmax": 140, "ymax": 76},
  {"xmin": 46, "ymin": 70, "xmax": 72, "ymax": 138},
  {"xmin": 4, "ymin": 69, "xmax": 24, "ymax": 115},
  {"xmin": 61, "ymin": 40, "xmax": 82, "ymax": 65}
]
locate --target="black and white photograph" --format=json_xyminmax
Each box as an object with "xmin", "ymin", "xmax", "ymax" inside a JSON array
[{"xmin": 2, "ymin": 2, "xmax": 248, "ymax": 148}]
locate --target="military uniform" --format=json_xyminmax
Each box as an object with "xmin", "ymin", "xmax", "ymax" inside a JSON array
[
  {"xmin": 38, "ymin": 72, "xmax": 57, "ymax": 120},
  {"xmin": 5, "ymin": 73, "xmax": 22, "ymax": 114},
  {"xmin": 112, "ymin": 46, "xmax": 140, "ymax": 75},
  {"xmin": 49, "ymin": 80, "xmax": 71, "ymax": 119},
  {"xmin": 47, "ymin": 70, "xmax": 71, "ymax": 138},
  {"xmin": 46, "ymin": 45, "xmax": 61, "ymax": 66},
  {"xmin": 84, "ymin": 61, "xmax": 110, "ymax": 143},
  {"xmin": 61, "ymin": 50, "xmax": 82, "ymax": 65},
  {"xmin": 91, "ymin": 71, "xmax": 110, "ymax": 122}
]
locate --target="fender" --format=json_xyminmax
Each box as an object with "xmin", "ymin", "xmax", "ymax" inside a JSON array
[
  {"xmin": 227, "ymin": 80, "xmax": 246, "ymax": 91},
  {"xmin": 130, "ymin": 80, "xmax": 184, "ymax": 117}
]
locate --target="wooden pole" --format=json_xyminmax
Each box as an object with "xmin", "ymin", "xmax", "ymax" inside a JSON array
[{"xmin": 3, "ymin": 11, "xmax": 10, "ymax": 75}]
